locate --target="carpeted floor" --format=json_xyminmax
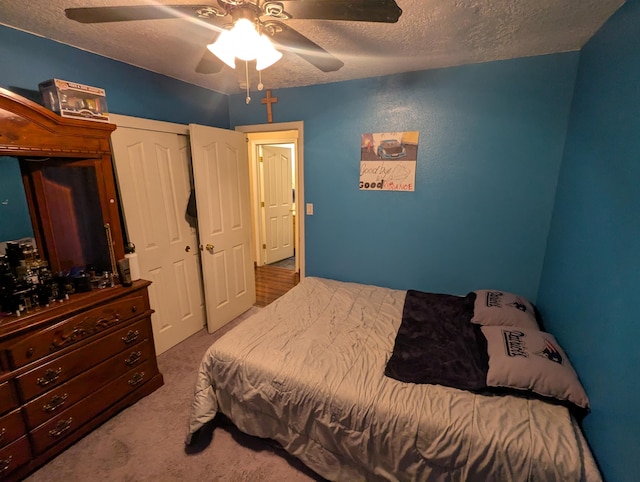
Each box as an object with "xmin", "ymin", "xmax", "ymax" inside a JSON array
[{"xmin": 25, "ymin": 307, "xmax": 326, "ymax": 482}]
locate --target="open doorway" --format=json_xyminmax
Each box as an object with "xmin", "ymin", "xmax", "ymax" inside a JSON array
[{"xmin": 237, "ymin": 122, "xmax": 304, "ymax": 306}]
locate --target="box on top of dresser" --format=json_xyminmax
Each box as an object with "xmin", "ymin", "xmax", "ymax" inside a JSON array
[{"xmin": 39, "ymin": 79, "xmax": 109, "ymax": 123}]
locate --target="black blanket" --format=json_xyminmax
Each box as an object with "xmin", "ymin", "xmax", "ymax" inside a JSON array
[{"xmin": 384, "ymin": 290, "xmax": 489, "ymax": 391}]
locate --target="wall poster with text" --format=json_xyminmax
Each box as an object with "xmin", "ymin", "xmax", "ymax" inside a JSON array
[{"xmin": 360, "ymin": 131, "xmax": 419, "ymax": 192}]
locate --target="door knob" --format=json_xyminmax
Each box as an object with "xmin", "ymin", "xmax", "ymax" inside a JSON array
[
  {"xmin": 205, "ymin": 244, "xmax": 214, "ymax": 253},
  {"xmin": 185, "ymin": 245, "xmax": 191, "ymax": 252}
]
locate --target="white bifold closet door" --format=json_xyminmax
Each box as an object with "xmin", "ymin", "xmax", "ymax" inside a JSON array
[
  {"xmin": 189, "ymin": 124, "xmax": 256, "ymax": 333},
  {"xmin": 111, "ymin": 116, "xmax": 256, "ymax": 353},
  {"xmin": 111, "ymin": 118, "xmax": 205, "ymax": 355}
]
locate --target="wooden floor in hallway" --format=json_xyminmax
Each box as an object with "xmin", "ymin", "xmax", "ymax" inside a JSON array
[{"xmin": 255, "ymin": 264, "xmax": 300, "ymax": 307}]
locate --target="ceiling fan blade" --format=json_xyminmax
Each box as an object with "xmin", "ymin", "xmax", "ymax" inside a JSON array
[
  {"xmin": 274, "ymin": 0, "xmax": 402, "ymax": 23},
  {"xmin": 65, "ymin": 5, "xmax": 223, "ymax": 24},
  {"xmin": 269, "ymin": 22, "xmax": 344, "ymax": 72},
  {"xmin": 195, "ymin": 48, "xmax": 225, "ymax": 74}
]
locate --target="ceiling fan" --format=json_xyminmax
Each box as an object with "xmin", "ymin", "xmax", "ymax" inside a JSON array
[{"xmin": 65, "ymin": 1, "xmax": 403, "ymax": 75}]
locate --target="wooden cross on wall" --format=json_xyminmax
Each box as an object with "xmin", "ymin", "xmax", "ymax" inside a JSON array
[{"xmin": 261, "ymin": 90, "xmax": 278, "ymax": 123}]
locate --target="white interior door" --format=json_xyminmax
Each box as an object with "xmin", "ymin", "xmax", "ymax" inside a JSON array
[
  {"xmin": 189, "ymin": 124, "xmax": 256, "ymax": 333},
  {"xmin": 262, "ymin": 145, "xmax": 294, "ymax": 264},
  {"xmin": 111, "ymin": 121, "xmax": 205, "ymax": 355}
]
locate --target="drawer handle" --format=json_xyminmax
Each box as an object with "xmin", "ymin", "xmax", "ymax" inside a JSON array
[
  {"xmin": 125, "ymin": 351, "xmax": 142, "ymax": 366},
  {"xmin": 0, "ymin": 428, "xmax": 4, "ymax": 442},
  {"xmin": 131, "ymin": 305, "xmax": 138, "ymax": 313},
  {"xmin": 128, "ymin": 372, "xmax": 145, "ymax": 387},
  {"xmin": 43, "ymin": 393, "xmax": 69, "ymax": 413},
  {"xmin": 50, "ymin": 309, "xmax": 123, "ymax": 351},
  {"xmin": 49, "ymin": 417, "xmax": 73, "ymax": 438},
  {"xmin": 0, "ymin": 456, "xmax": 12, "ymax": 474},
  {"xmin": 122, "ymin": 330, "xmax": 140, "ymax": 345},
  {"xmin": 37, "ymin": 367, "xmax": 63, "ymax": 387}
]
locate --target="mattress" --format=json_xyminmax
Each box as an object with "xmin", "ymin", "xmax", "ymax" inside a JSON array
[{"xmin": 186, "ymin": 277, "xmax": 601, "ymax": 481}]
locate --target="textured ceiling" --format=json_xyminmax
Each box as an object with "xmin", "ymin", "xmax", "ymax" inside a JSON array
[{"xmin": 0, "ymin": 0, "xmax": 625, "ymax": 95}]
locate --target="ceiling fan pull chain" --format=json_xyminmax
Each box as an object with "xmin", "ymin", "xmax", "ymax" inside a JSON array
[
  {"xmin": 245, "ymin": 61, "xmax": 251, "ymax": 104},
  {"xmin": 258, "ymin": 70, "xmax": 264, "ymax": 91}
]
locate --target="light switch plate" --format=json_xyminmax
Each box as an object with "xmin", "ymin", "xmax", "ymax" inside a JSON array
[{"xmin": 306, "ymin": 203, "xmax": 314, "ymax": 215}]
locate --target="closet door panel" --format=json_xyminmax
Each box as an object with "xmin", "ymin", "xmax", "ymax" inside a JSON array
[{"xmin": 111, "ymin": 122, "xmax": 205, "ymax": 355}]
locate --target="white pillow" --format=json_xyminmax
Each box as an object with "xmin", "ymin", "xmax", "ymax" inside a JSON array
[
  {"xmin": 471, "ymin": 289, "xmax": 540, "ymax": 330},
  {"xmin": 481, "ymin": 325, "xmax": 589, "ymax": 410}
]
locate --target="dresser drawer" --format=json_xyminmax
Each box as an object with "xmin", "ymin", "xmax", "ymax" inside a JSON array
[
  {"xmin": 7, "ymin": 295, "xmax": 146, "ymax": 369},
  {"xmin": 0, "ymin": 409, "xmax": 26, "ymax": 449},
  {"xmin": 23, "ymin": 339, "xmax": 153, "ymax": 430},
  {"xmin": 30, "ymin": 359, "xmax": 155, "ymax": 455},
  {"xmin": 16, "ymin": 318, "xmax": 151, "ymax": 401},
  {"xmin": 0, "ymin": 436, "xmax": 30, "ymax": 479},
  {"xmin": 0, "ymin": 382, "xmax": 18, "ymax": 415}
]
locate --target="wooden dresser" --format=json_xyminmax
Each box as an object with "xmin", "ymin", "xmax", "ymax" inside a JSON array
[
  {"xmin": 0, "ymin": 88, "xmax": 163, "ymax": 479},
  {"xmin": 0, "ymin": 281, "xmax": 162, "ymax": 481}
]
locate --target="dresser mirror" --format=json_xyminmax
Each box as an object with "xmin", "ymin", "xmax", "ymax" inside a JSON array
[{"xmin": 21, "ymin": 158, "xmax": 115, "ymax": 274}]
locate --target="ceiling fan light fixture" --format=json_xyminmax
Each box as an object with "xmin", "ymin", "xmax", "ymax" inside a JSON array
[
  {"xmin": 231, "ymin": 18, "xmax": 262, "ymax": 61},
  {"xmin": 256, "ymin": 34, "xmax": 283, "ymax": 71},
  {"xmin": 208, "ymin": 17, "xmax": 282, "ymax": 71},
  {"xmin": 207, "ymin": 30, "xmax": 236, "ymax": 68}
]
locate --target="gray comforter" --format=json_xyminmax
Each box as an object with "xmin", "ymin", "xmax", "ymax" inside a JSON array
[{"xmin": 186, "ymin": 277, "xmax": 601, "ymax": 481}]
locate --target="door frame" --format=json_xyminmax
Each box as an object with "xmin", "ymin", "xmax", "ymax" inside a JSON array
[{"xmin": 235, "ymin": 122, "xmax": 305, "ymax": 279}]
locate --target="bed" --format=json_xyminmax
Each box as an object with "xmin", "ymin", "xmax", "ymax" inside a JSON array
[{"xmin": 186, "ymin": 277, "xmax": 601, "ymax": 481}]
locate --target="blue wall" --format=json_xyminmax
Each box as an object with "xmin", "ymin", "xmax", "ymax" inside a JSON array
[
  {"xmin": 537, "ymin": 1, "xmax": 640, "ymax": 481},
  {"xmin": 0, "ymin": 25, "xmax": 231, "ymax": 243},
  {"xmin": 230, "ymin": 54, "xmax": 578, "ymax": 301}
]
